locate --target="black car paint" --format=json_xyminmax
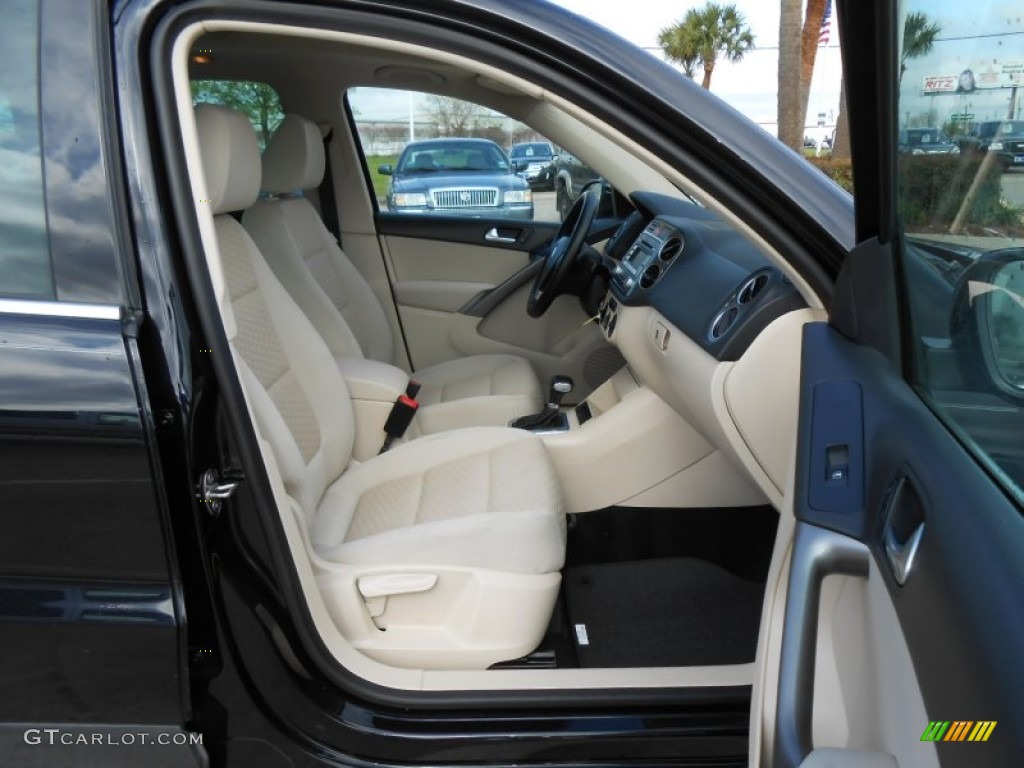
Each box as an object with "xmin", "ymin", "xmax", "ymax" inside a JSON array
[{"xmin": 0, "ymin": 0, "xmax": 189, "ymax": 749}]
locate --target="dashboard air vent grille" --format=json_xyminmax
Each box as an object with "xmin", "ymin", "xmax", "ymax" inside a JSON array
[
  {"xmin": 659, "ymin": 237, "xmax": 683, "ymax": 262},
  {"xmin": 737, "ymin": 273, "xmax": 769, "ymax": 305},
  {"xmin": 640, "ymin": 264, "xmax": 661, "ymax": 289},
  {"xmin": 710, "ymin": 307, "xmax": 739, "ymax": 340}
]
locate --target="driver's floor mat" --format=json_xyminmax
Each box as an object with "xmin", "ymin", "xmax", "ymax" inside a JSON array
[{"xmin": 562, "ymin": 557, "xmax": 765, "ymax": 668}]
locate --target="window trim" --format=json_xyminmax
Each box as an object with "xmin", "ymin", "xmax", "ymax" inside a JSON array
[{"xmin": 0, "ymin": 297, "xmax": 120, "ymax": 320}]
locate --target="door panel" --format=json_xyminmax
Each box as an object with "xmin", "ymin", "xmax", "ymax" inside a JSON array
[
  {"xmin": 0, "ymin": 308, "xmax": 191, "ymax": 759},
  {"xmin": 377, "ymin": 214, "xmax": 620, "ymax": 395},
  {"xmin": 384, "ymin": 235, "xmax": 531, "ymax": 285},
  {"xmin": 771, "ymin": 321, "xmax": 1024, "ymax": 767}
]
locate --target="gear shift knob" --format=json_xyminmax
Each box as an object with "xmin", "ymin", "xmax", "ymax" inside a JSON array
[{"xmin": 547, "ymin": 375, "xmax": 574, "ymax": 409}]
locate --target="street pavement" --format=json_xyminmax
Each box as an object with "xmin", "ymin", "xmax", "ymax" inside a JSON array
[
  {"xmin": 1001, "ymin": 169, "xmax": 1024, "ymax": 208},
  {"xmin": 533, "ymin": 191, "xmax": 558, "ymax": 222}
]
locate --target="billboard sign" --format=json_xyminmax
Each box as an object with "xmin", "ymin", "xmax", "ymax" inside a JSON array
[{"xmin": 923, "ymin": 62, "xmax": 1024, "ymax": 93}]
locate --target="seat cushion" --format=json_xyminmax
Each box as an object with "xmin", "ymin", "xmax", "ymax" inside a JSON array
[
  {"xmin": 311, "ymin": 427, "xmax": 565, "ymax": 575},
  {"xmin": 413, "ymin": 355, "xmax": 543, "ymax": 434}
]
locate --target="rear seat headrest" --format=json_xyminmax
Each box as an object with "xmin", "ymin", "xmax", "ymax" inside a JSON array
[
  {"xmin": 261, "ymin": 114, "xmax": 326, "ymax": 194},
  {"xmin": 194, "ymin": 104, "xmax": 261, "ymax": 214}
]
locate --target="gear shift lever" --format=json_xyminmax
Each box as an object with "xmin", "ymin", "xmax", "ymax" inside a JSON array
[
  {"xmin": 509, "ymin": 375, "xmax": 574, "ymax": 431},
  {"xmin": 547, "ymin": 375, "xmax": 574, "ymax": 410}
]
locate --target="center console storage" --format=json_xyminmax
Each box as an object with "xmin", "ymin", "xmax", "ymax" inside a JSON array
[{"xmin": 538, "ymin": 368, "xmax": 723, "ymax": 513}]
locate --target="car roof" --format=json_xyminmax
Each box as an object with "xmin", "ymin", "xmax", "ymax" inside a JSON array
[{"xmin": 404, "ymin": 138, "xmax": 500, "ymax": 148}]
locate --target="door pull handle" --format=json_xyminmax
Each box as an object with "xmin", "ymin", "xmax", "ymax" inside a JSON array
[
  {"xmin": 485, "ymin": 227, "xmax": 519, "ymax": 244},
  {"xmin": 885, "ymin": 520, "xmax": 924, "ymax": 586},
  {"xmin": 882, "ymin": 474, "xmax": 926, "ymax": 585}
]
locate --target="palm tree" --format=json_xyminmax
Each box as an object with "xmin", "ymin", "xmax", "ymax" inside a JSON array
[
  {"xmin": 658, "ymin": 25, "xmax": 699, "ymax": 79},
  {"xmin": 659, "ymin": 3, "xmax": 755, "ymax": 91},
  {"xmin": 778, "ymin": 0, "xmax": 829, "ymax": 152},
  {"xmin": 901, "ymin": 12, "xmax": 941, "ymax": 84},
  {"xmin": 777, "ymin": 0, "xmax": 804, "ymax": 149}
]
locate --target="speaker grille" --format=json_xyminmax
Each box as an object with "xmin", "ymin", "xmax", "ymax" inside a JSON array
[{"xmin": 583, "ymin": 346, "xmax": 627, "ymax": 388}]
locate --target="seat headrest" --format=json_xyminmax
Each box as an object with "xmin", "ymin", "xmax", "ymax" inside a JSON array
[
  {"xmin": 261, "ymin": 115, "xmax": 325, "ymax": 194},
  {"xmin": 195, "ymin": 104, "xmax": 261, "ymax": 214}
]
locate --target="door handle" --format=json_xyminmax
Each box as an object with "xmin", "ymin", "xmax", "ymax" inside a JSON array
[
  {"xmin": 881, "ymin": 473, "xmax": 926, "ymax": 586},
  {"xmin": 885, "ymin": 520, "xmax": 924, "ymax": 586},
  {"xmin": 774, "ymin": 523, "xmax": 870, "ymax": 768},
  {"xmin": 485, "ymin": 227, "xmax": 519, "ymax": 244}
]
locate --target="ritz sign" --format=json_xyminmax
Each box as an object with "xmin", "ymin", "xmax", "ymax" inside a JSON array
[{"xmin": 923, "ymin": 62, "xmax": 1024, "ymax": 94}]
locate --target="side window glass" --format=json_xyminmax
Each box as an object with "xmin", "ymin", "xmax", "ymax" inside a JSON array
[
  {"xmin": 896, "ymin": 3, "xmax": 1024, "ymax": 501},
  {"xmin": 0, "ymin": 0, "xmax": 54, "ymax": 299},
  {"xmin": 191, "ymin": 80, "xmax": 284, "ymax": 150},
  {"xmin": 348, "ymin": 88, "xmax": 568, "ymax": 222}
]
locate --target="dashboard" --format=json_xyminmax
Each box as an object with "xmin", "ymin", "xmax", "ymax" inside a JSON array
[{"xmin": 597, "ymin": 192, "xmax": 805, "ymax": 361}]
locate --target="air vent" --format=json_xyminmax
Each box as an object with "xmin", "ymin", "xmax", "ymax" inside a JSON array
[
  {"xmin": 659, "ymin": 236, "xmax": 683, "ymax": 262},
  {"xmin": 737, "ymin": 273, "xmax": 769, "ymax": 305},
  {"xmin": 710, "ymin": 306, "xmax": 738, "ymax": 339},
  {"xmin": 640, "ymin": 264, "xmax": 661, "ymax": 289}
]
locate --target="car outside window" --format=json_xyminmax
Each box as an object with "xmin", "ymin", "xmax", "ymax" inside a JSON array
[
  {"xmin": 896, "ymin": 2, "xmax": 1024, "ymax": 503},
  {"xmin": 349, "ymin": 89, "xmax": 558, "ymax": 221},
  {"xmin": 0, "ymin": 0, "xmax": 54, "ymax": 299}
]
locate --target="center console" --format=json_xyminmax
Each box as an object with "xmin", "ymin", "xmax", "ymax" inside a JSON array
[{"xmin": 529, "ymin": 364, "xmax": 724, "ymax": 513}]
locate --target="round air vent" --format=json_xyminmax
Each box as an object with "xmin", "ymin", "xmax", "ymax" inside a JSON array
[
  {"xmin": 710, "ymin": 306, "xmax": 739, "ymax": 340},
  {"xmin": 659, "ymin": 236, "xmax": 683, "ymax": 262},
  {"xmin": 737, "ymin": 273, "xmax": 769, "ymax": 305},
  {"xmin": 640, "ymin": 264, "xmax": 661, "ymax": 289}
]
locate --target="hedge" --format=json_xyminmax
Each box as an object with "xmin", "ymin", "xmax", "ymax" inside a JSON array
[
  {"xmin": 807, "ymin": 157, "xmax": 854, "ymax": 193},
  {"xmin": 895, "ymin": 155, "xmax": 1008, "ymax": 231},
  {"xmin": 806, "ymin": 154, "xmax": 1021, "ymax": 234}
]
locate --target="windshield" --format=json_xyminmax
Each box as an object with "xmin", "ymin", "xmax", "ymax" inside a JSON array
[
  {"xmin": 907, "ymin": 129, "xmax": 947, "ymax": 145},
  {"xmin": 509, "ymin": 143, "xmax": 552, "ymax": 159},
  {"xmin": 978, "ymin": 120, "xmax": 1024, "ymax": 138},
  {"xmin": 396, "ymin": 142, "xmax": 509, "ymax": 174}
]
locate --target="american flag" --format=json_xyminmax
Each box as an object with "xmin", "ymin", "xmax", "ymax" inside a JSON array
[{"xmin": 818, "ymin": 0, "xmax": 833, "ymax": 46}]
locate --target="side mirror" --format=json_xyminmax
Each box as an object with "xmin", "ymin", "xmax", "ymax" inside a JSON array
[
  {"xmin": 986, "ymin": 259, "xmax": 1024, "ymax": 390},
  {"xmin": 952, "ymin": 250, "xmax": 1024, "ymax": 396},
  {"xmin": 377, "ymin": 164, "xmax": 393, "ymax": 176},
  {"xmin": 512, "ymin": 159, "xmax": 527, "ymax": 172}
]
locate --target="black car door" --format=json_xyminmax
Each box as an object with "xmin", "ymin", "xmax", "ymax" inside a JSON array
[
  {"xmin": 0, "ymin": 1, "xmax": 203, "ymax": 764},
  {"xmin": 767, "ymin": 1, "xmax": 1024, "ymax": 766}
]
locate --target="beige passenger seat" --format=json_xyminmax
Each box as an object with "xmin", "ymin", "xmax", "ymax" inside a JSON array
[
  {"xmin": 241, "ymin": 114, "xmax": 543, "ymax": 436},
  {"xmin": 195, "ymin": 104, "xmax": 565, "ymax": 669}
]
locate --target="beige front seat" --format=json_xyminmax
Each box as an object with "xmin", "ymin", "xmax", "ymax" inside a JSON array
[
  {"xmin": 195, "ymin": 104, "xmax": 565, "ymax": 669},
  {"xmin": 241, "ymin": 115, "xmax": 543, "ymax": 434}
]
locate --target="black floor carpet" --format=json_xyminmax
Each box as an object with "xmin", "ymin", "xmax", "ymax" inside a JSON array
[{"xmin": 562, "ymin": 557, "xmax": 765, "ymax": 668}]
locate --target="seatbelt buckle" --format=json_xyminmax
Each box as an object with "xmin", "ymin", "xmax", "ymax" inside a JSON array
[
  {"xmin": 405, "ymin": 380, "xmax": 422, "ymax": 399},
  {"xmin": 380, "ymin": 394, "xmax": 419, "ymax": 453}
]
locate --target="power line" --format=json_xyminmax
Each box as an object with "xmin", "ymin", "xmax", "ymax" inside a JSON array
[
  {"xmin": 638, "ymin": 43, "xmax": 840, "ymax": 52},
  {"xmin": 934, "ymin": 31, "xmax": 1024, "ymax": 42}
]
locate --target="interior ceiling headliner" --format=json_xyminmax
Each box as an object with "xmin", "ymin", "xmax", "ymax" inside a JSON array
[{"xmin": 189, "ymin": 31, "xmax": 538, "ymax": 116}]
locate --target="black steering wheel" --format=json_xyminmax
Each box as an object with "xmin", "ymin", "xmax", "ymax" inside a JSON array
[{"xmin": 527, "ymin": 184, "xmax": 601, "ymax": 318}]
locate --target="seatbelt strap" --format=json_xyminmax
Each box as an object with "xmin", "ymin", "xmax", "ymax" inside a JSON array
[
  {"xmin": 379, "ymin": 394, "xmax": 419, "ymax": 453},
  {"xmin": 319, "ymin": 128, "xmax": 342, "ymax": 245}
]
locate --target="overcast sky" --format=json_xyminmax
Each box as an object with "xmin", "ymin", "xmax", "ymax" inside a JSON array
[
  {"xmin": 351, "ymin": 0, "xmax": 842, "ymax": 137},
  {"xmin": 545, "ymin": 0, "xmax": 841, "ymax": 133},
  {"xmin": 350, "ymin": 0, "xmax": 1023, "ymax": 136}
]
